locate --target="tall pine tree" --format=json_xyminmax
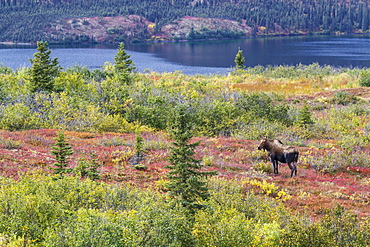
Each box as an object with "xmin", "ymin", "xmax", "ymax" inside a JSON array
[
  {"xmin": 29, "ymin": 41, "xmax": 61, "ymax": 93},
  {"xmin": 166, "ymin": 106, "xmax": 216, "ymax": 213},
  {"xmin": 114, "ymin": 42, "xmax": 136, "ymax": 83}
]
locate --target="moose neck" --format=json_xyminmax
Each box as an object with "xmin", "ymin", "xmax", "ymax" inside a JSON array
[{"xmin": 264, "ymin": 139, "xmax": 275, "ymax": 151}]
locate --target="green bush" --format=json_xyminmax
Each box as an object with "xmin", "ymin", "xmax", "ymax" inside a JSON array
[
  {"xmin": 195, "ymin": 100, "xmax": 240, "ymax": 136},
  {"xmin": 0, "ymin": 175, "xmax": 369, "ymax": 246},
  {"xmin": 330, "ymin": 91, "xmax": 359, "ymax": 105},
  {"xmin": 296, "ymin": 104, "xmax": 315, "ymax": 127},
  {"xmin": 359, "ymin": 69, "xmax": 370, "ymax": 87},
  {"xmin": 321, "ymin": 205, "xmax": 369, "ymax": 246},
  {"xmin": 193, "ymin": 208, "xmax": 255, "ymax": 246},
  {"xmin": 236, "ymin": 92, "xmax": 290, "ymax": 125},
  {"xmin": 306, "ymin": 151, "xmax": 348, "ymax": 174},
  {"xmin": 0, "ymin": 103, "xmax": 40, "ymax": 130},
  {"xmin": 278, "ymin": 216, "xmax": 334, "ymax": 246}
]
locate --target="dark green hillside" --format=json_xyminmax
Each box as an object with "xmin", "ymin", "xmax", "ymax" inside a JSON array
[{"xmin": 0, "ymin": 0, "xmax": 369, "ymax": 43}]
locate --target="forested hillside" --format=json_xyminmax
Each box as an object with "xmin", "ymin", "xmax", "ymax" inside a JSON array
[{"xmin": 0, "ymin": 0, "xmax": 369, "ymax": 43}]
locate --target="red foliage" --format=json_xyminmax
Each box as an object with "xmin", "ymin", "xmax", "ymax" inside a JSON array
[
  {"xmin": 348, "ymin": 166, "xmax": 370, "ymax": 175},
  {"xmin": 1, "ymin": 129, "xmax": 370, "ymax": 219}
]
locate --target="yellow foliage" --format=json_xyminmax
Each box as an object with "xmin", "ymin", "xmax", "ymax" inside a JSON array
[
  {"xmin": 252, "ymin": 221, "xmax": 282, "ymax": 247},
  {"xmin": 0, "ymin": 234, "xmax": 26, "ymax": 247},
  {"xmin": 253, "ymin": 162, "xmax": 272, "ymax": 173},
  {"xmin": 111, "ymin": 149, "xmax": 134, "ymax": 165},
  {"xmin": 155, "ymin": 179, "xmax": 170, "ymax": 191},
  {"xmin": 148, "ymin": 23, "xmax": 156, "ymax": 29},
  {"xmin": 243, "ymin": 179, "xmax": 292, "ymax": 201},
  {"xmin": 202, "ymin": 155, "xmax": 214, "ymax": 166}
]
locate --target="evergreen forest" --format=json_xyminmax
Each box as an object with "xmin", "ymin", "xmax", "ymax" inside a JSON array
[{"xmin": 0, "ymin": 0, "xmax": 369, "ymax": 43}]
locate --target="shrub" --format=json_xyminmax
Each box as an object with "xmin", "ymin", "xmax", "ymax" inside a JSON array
[
  {"xmin": 321, "ymin": 205, "xmax": 369, "ymax": 246},
  {"xmin": 278, "ymin": 216, "xmax": 334, "ymax": 246},
  {"xmin": 143, "ymin": 138, "xmax": 170, "ymax": 150},
  {"xmin": 307, "ymin": 151, "xmax": 348, "ymax": 174},
  {"xmin": 296, "ymin": 104, "xmax": 315, "ymax": 127},
  {"xmin": 244, "ymin": 179, "xmax": 292, "ymax": 201},
  {"xmin": 193, "ymin": 208, "xmax": 255, "ymax": 247},
  {"xmin": 0, "ymin": 174, "xmax": 147, "ymax": 244},
  {"xmin": 195, "ymin": 100, "xmax": 240, "ymax": 136},
  {"xmin": 234, "ymin": 120, "xmax": 288, "ymax": 140},
  {"xmin": 236, "ymin": 92, "xmax": 290, "ymax": 125},
  {"xmin": 97, "ymin": 136, "xmax": 128, "ymax": 147},
  {"xmin": 359, "ymin": 68, "xmax": 370, "ymax": 87},
  {"xmin": 330, "ymin": 91, "xmax": 359, "ymax": 105},
  {"xmin": 248, "ymin": 150, "xmax": 269, "ymax": 161},
  {"xmin": 0, "ymin": 103, "xmax": 40, "ymax": 130},
  {"xmin": 44, "ymin": 208, "xmax": 125, "ymax": 246},
  {"xmin": 1, "ymin": 174, "xmax": 368, "ymax": 246},
  {"xmin": 111, "ymin": 149, "xmax": 135, "ymax": 166},
  {"xmin": 0, "ymin": 137, "xmax": 22, "ymax": 149},
  {"xmin": 253, "ymin": 162, "xmax": 273, "ymax": 173},
  {"xmin": 0, "ymin": 65, "xmax": 13, "ymax": 74}
]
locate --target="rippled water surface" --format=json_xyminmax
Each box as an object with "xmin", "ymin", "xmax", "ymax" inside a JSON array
[{"xmin": 1, "ymin": 35, "xmax": 369, "ymax": 75}]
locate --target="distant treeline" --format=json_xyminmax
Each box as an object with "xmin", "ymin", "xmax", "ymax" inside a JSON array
[{"xmin": 0, "ymin": 0, "xmax": 369, "ymax": 43}]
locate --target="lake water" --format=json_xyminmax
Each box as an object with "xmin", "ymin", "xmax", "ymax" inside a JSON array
[{"xmin": 1, "ymin": 35, "xmax": 370, "ymax": 75}]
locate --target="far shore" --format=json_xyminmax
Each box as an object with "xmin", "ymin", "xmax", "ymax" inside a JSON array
[
  {"xmin": 0, "ymin": 42, "xmax": 33, "ymax": 46},
  {"xmin": 1, "ymin": 32, "xmax": 369, "ymax": 47}
]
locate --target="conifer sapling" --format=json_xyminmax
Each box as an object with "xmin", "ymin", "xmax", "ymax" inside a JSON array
[
  {"xmin": 166, "ymin": 106, "xmax": 216, "ymax": 212},
  {"xmin": 51, "ymin": 131, "xmax": 73, "ymax": 177},
  {"xmin": 234, "ymin": 48, "xmax": 246, "ymax": 70}
]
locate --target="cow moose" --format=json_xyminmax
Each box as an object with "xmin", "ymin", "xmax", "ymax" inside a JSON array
[{"xmin": 257, "ymin": 137, "xmax": 299, "ymax": 177}]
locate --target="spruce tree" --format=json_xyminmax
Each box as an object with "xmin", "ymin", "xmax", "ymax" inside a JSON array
[
  {"xmin": 75, "ymin": 152, "xmax": 101, "ymax": 180},
  {"xmin": 296, "ymin": 103, "xmax": 314, "ymax": 127},
  {"xmin": 129, "ymin": 132, "xmax": 147, "ymax": 170},
  {"xmin": 51, "ymin": 131, "xmax": 74, "ymax": 177},
  {"xmin": 234, "ymin": 48, "xmax": 246, "ymax": 70},
  {"xmin": 166, "ymin": 106, "xmax": 216, "ymax": 213},
  {"xmin": 29, "ymin": 41, "xmax": 61, "ymax": 93},
  {"xmin": 114, "ymin": 42, "xmax": 136, "ymax": 83}
]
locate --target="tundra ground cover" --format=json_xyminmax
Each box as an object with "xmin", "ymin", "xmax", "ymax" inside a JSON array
[
  {"xmin": 1, "ymin": 128, "xmax": 370, "ymax": 219},
  {"xmin": 1, "ymin": 63, "xmax": 370, "ymax": 245}
]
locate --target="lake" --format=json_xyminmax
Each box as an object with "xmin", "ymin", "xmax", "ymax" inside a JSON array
[{"xmin": 1, "ymin": 35, "xmax": 370, "ymax": 75}]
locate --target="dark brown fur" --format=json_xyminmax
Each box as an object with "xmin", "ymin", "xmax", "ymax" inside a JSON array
[{"xmin": 258, "ymin": 137, "xmax": 298, "ymax": 177}]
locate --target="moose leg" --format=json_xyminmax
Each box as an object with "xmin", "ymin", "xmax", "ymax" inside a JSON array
[
  {"xmin": 288, "ymin": 162, "xmax": 297, "ymax": 177},
  {"xmin": 294, "ymin": 154, "xmax": 298, "ymax": 176},
  {"xmin": 288, "ymin": 162, "xmax": 294, "ymax": 177},
  {"xmin": 275, "ymin": 161, "xmax": 279, "ymax": 174},
  {"xmin": 270, "ymin": 157, "xmax": 278, "ymax": 174}
]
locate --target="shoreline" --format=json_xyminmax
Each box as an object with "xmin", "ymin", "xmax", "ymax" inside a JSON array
[
  {"xmin": 1, "ymin": 32, "xmax": 369, "ymax": 47},
  {"xmin": 0, "ymin": 42, "xmax": 33, "ymax": 46}
]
